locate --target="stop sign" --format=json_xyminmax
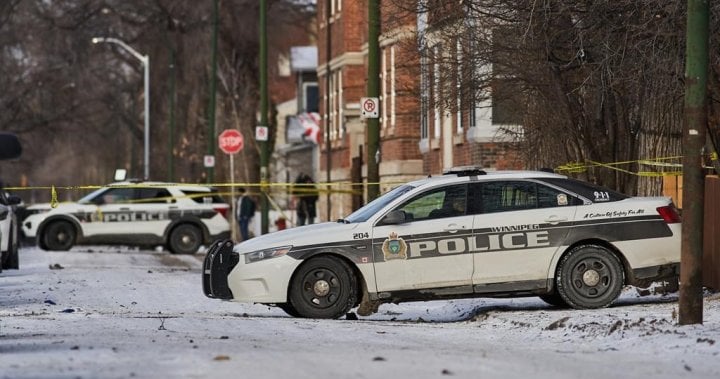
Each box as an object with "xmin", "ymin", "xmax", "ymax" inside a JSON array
[{"xmin": 218, "ymin": 129, "xmax": 244, "ymax": 154}]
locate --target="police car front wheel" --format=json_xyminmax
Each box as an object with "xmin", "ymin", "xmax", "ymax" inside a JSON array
[
  {"xmin": 42, "ymin": 221, "xmax": 76, "ymax": 251},
  {"xmin": 288, "ymin": 256, "xmax": 358, "ymax": 319},
  {"xmin": 556, "ymin": 244, "xmax": 625, "ymax": 309}
]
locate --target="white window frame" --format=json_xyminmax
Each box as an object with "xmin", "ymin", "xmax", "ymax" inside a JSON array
[
  {"xmin": 456, "ymin": 40, "xmax": 462, "ymax": 134},
  {"xmin": 433, "ymin": 44, "xmax": 441, "ymax": 139},
  {"xmin": 390, "ymin": 45, "xmax": 396, "ymax": 130}
]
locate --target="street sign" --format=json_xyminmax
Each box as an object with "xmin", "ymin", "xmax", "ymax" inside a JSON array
[
  {"xmin": 218, "ymin": 129, "xmax": 244, "ymax": 154},
  {"xmin": 203, "ymin": 155, "xmax": 215, "ymax": 168},
  {"xmin": 256, "ymin": 126, "xmax": 269, "ymax": 141},
  {"xmin": 361, "ymin": 97, "xmax": 379, "ymax": 118}
]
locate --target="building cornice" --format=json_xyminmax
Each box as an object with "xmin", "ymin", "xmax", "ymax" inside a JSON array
[{"xmin": 317, "ymin": 52, "xmax": 365, "ymax": 76}]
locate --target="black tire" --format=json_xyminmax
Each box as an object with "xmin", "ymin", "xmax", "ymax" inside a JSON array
[
  {"xmin": 168, "ymin": 224, "xmax": 202, "ymax": 254},
  {"xmin": 5, "ymin": 224, "xmax": 19, "ymax": 269},
  {"xmin": 42, "ymin": 221, "xmax": 76, "ymax": 251},
  {"xmin": 556, "ymin": 244, "xmax": 625, "ymax": 309},
  {"xmin": 277, "ymin": 303, "xmax": 301, "ymax": 317},
  {"xmin": 288, "ymin": 256, "xmax": 357, "ymax": 319},
  {"xmin": 539, "ymin": 292, "xmax": 568, "ymax": 308}
]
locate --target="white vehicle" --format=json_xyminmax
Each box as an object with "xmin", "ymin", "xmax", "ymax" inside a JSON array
[
  {"xmin": 203, "ymin": 168, "xmax": 681, "ymax": 319},
  {"xmin": 22, "ymin": 181, "xmax": 231, "ymax": 254},
  {"xmin": 0, "ymin": 190, "xmax": 23, "ymax": 271}
]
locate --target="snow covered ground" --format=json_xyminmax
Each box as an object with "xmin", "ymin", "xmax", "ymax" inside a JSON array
[{"xmin": 1, "ymin": 246, "xmax": 719, "ymax": 379}]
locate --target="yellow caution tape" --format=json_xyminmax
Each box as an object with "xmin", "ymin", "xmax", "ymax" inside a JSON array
[{"xmin": 50, "ymin": 185, "xmax": 59, "ymax": 208}]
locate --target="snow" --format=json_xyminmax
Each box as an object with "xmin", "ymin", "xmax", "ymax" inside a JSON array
[{"xmin": 1, "ymin": 246, "xmax": 719, "ymax": 379}]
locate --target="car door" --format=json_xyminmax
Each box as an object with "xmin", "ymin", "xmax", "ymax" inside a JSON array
[
  {"xmin": 470, "ymin": 180, "xmax": 580, "ymax": 292},
  {"xmin": 84, "ymin": 187, "xmax": 175, "ymax": 237},
  {"xmin": 372, "ymin": 184, "xmax": 475, "ymax": 293},
  {"xmin": 83, "ymin": 187, "xmax": 139, "ymax": 236}
]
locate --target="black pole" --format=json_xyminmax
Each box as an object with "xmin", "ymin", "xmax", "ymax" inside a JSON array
[
  {"xmin": 207, "ymin": 0, "xmax": 218, "ymax": 183},
  {"xmin": 259, "ymin": 0, "xmax": 270, "ymax": 234},
  {"xmin": 325, "ymin": 0, "xmax": 332, "ymax": 221},
  {"xmin": 367, "ymin": 0, "xmax": 380, "ymax": 200}
]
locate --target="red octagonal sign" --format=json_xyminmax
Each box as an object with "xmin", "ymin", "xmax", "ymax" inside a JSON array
[{"xmin": 218, "ymin": 129, "xmax": 244, "ymax": 154}]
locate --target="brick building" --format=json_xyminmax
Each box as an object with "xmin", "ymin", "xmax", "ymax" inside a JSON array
[{"xmin": 315, "ymin": 1, "xmax": 523, "ymax": 221}]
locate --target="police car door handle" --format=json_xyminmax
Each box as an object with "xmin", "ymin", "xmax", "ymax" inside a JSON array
[
  {"xmin": 119, "ymin": 207, "xmax": 130, "ymax": 211},
  {"xmin": 443, "ymin": 224, "xmax": 462, "ymax": 233},
  {"xmin": 544, "ymin": 216, "xmax": 567, "ymax": 225}
]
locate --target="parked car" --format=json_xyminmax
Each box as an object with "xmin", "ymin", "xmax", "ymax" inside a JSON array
[
  {"xmin": 0, "ymin": 190, "xmax": 23, "ymax": 270},
  {"xmin": 0, "ymin": 132, "xmax": 22, "ymax": 272},
  {"xmin": 203, "ymin": 167, "xmax": 681, "ymax": 319},
  {"xmin": 22, "ymin": 181, "xmax": 231, "ymax": 254}
]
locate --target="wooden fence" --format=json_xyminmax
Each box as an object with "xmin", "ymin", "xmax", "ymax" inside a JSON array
[{"xmin": 664, "ymin": 175, "xmax": 719, "ymax": 290}]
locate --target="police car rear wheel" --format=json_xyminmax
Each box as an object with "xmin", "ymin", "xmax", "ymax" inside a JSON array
[
  {"xmin": 168, "ymin": 224, "xmax": 202, "ymax": 254},
  {"xmin": 288, "ymin": 256, "xmax": 357, "ymax": 319},
  {"xmin": 43, "ymin": 221, "xmax": 76, "ymax": 251},
  {"xmin": 556, "ymin": 245, "xmax": 624, "ymax": 309}
]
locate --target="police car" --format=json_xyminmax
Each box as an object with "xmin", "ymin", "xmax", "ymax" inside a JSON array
[
  {"xmin": 203, "ymin": 168, "xmax": 681, "ymax": 319},
  {"xmin": 22, "ymin": 182, "xmax": 230, "ymax": 254}
]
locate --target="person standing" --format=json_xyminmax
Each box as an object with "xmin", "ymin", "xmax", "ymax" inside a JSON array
[
  {"xmin": 293, "ymin": 174, "xmax": 318, "ymax": 226},
  {"xmin": 236, "ymin": 188, "xmax": 256, "ymax": 241}
]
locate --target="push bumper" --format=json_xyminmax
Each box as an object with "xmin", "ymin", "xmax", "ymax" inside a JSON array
[{"xmin": 202, "ymin": 239, "xmax": 239, "ymax": 300}]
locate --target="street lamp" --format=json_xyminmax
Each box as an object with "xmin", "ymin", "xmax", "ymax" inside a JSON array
[{"xmin": 92, "ymin": 37, "xmax": 150, "ymax": 180}]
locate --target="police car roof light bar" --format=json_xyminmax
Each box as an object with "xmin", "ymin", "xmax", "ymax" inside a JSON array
[{"xmin": 443, "ymin": 166, "xmax": 487, "ymax": 177}]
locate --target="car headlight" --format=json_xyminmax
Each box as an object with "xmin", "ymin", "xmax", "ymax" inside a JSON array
[{"xmin": 244, "ymin": 246, "xmax": 292, "ymax": 264}]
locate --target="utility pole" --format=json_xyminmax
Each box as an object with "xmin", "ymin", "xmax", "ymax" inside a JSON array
[
  {"xmin": 325, "ymin": 0, "xmax": 332, "ymax": 222},
  {"xmin": 367, "ymin": 0, "xmax": 381, "ymax": 201},
  {"xmin": 207, "ymin": 0, "xmax": 219, "ymax": 183},
  {"xmin": 259, "ymin": 0, "xmax": 270, "ymax": 234},
  {"xmin": 679, "ymin": 0, "xmax": 708, "ymax": 325},
  {"xmin": 168, "ymin": 45, "xmax": 176, "ymax": 182}
]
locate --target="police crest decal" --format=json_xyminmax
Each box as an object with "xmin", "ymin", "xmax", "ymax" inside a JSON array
[{"xmin": 381, "ymin": 232, "xmax": 408, "ymax": 261}]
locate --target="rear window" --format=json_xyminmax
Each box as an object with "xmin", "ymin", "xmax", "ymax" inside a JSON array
[
  {"xmin": 538, "ymin": 178, "xmax": 629, "ymax": 203},
  {"xmin": 181, "ymin": 189, "xmax": 227, "ymax": 204}
]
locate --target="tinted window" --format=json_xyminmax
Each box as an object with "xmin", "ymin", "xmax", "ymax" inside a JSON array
[
  {"xmin": 137, "ymin": 188, "xmax": 175, "ymax": 204},
  {"xmin": 479, "ymin": 181, "xmax": 580, "ymax": 214},
  {"xmin": 100, "ymin": 188, "xmax": 136, "ymax": 204},
  {"xmin": 182, "ymin": 189, "xmax": 226, "ymax": 204},
  {"xmin": 481, "ymin": 181, "xmax": 536, "ymax": 213},
  {"xmin": 538, "ymin": 178, "xmax": 629, "ymax": 203},
  {"xmin": 396, "ymin": 184, "xmax": 467, "ymax": 221}
]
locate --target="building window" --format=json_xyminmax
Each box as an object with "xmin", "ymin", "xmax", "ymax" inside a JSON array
[
  {"xmin": 303, "ymin": 82, "xmax": 319, "ymax": 113},
  {"xmin": 381, "ymin": 47, "xmax": 387, "ymax": 130},
  {"xmin": 381, "ymin": 45, "xmax": 396, "ymax": 132},
  {"xmin": 337, "ymin": 71, "xmax": 344, "ymax": 139},
  {"xmin": 390, "ymin": 45, "xmax": 396, "ymax": 129},
  {"xmin": 432, "ymin": 44, "xmax": 441, "ymax": 139},
  {"xmin": 331, "ymin": 0, "xmax": 341, "ymax": 15},
  {"xmin": 491, "ymin": 78, "xmax": 522, "ymax": 125},
  {"xmin": 420, "ymin": 48, "xmax": 429, "ymax": 140}
]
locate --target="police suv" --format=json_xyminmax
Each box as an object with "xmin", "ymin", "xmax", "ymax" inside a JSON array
[
  {"xmin": 203, "ymin": 168, "xmax": 681, "ymax": 319},
  {"xmin": 22, "ymin": 182, "xmax": 230, "ymax": 254}
]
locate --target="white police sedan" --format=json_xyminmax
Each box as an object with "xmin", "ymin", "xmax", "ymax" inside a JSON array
[{"xmin": 203, "ymin": 168, "xmax": 680, "ymax": 319}]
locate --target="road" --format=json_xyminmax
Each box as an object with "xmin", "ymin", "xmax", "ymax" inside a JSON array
[{"xmin": 1, "ymin": 246, "xmax": 719, "ymax": 379}]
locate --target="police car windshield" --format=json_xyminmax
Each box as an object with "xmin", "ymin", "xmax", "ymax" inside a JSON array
[{"xmin": 344, "ymin": 185, "xmax": 415, "ymax": 223}]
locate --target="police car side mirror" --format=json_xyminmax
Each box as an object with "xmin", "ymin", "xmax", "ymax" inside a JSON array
[{"xmin": 382, "ymin": 210, "xmax": 407, "ymax": 225}]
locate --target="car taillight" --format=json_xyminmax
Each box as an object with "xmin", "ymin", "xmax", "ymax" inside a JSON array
[
  {"xmin": 213, "ymin": 206, "xmax": 229, "ymax": 218},
  {"xmin": 657, "ymin": 205, "xmax": 681, "ymax": 223}
]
